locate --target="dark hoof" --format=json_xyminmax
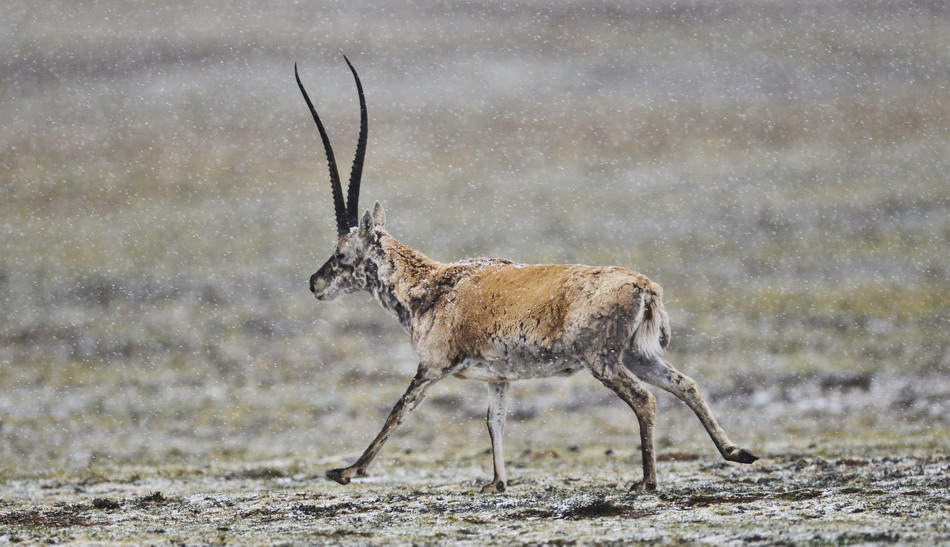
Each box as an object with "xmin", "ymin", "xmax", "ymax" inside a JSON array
[
  {"xmin": 480, "ymin": 481, "xmax": 506, "ymax": 494},
  {"xmin": 737, "ymin": 448, "xmax": 759, "ymax": 464},
  {"xmin": 326, "ymin": 468, "xmax": 351, "ymax": 485},
  {"xmin": 630, "ymin": 480, "xmax": 657, "ymax": 492}
]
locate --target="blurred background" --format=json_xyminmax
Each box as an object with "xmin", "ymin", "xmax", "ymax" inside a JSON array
[{"xmin": 1, "ymin": 0, "xmax": 947, "ymax": 478}]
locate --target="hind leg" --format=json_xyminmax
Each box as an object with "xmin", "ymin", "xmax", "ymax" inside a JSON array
[
  {"xmin": 589, "ymin": 360, "xmax": 658, "ymax": 491},
  {"xmin": 624, "ymin": 352, "xmax": 758, "ymax": 464}
]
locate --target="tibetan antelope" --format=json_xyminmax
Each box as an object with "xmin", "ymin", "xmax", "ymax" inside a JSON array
[{"xmin": 296, "ymin": 59, "xmax": 758, "ymax": 493}]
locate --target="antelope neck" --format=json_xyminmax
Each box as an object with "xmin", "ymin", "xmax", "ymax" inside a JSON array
[{"xmin": 365, "ymin": 233, "xmax": 440, "ymax": 333}]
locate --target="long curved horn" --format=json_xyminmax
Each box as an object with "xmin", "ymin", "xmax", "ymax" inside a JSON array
[
  {"xmin": 295, "ymin": 63, "xmax": 349, "ymax": 237},
  {"xmin": 343, "ymin": 56, "xmax": 367, "ymax": 230}
]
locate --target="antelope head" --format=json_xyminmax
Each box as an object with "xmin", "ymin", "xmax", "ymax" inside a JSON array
[{"xmin": 297, "ymin": 59, "xmax": 386, "ymax": 301}]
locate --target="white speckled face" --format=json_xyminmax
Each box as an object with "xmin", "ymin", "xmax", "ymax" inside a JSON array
[{"xmin": 309, "ymin": 230, "xmax": 373, "ymax": 300}]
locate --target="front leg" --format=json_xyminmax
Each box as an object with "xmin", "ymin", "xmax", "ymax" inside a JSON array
[
  {"xmin": 326, "ymin": 362, "xmax": 448, "ymax": 485},
  {"xmin": 481, "ymin": 381, "xmax": 510, "ymax": 493}
]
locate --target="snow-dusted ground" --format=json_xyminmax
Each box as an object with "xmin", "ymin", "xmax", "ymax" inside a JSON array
[
  {"xmin": 1, "ymin": 367, "xmax": 947, "ymax": 543},
  {"xmin": 2, "ymin": 439, "xmax": 947, "ymax": 544}
]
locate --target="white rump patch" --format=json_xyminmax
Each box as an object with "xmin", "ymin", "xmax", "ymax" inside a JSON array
[{"xmin": 633, "ymin": 295, "xmax": 666, "ymax": 360}]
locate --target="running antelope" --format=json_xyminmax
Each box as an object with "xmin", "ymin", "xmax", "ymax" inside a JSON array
[{"xmin": 297, "ymin": 59, "xmax": 758, "ymax": 493}]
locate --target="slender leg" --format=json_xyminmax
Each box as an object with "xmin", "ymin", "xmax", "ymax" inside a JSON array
[
  {"xmin": 589, "ymin": 361, "xmax": 658, "ymax": 491},
  {"xmin": 624, "ymin": 352, "xmax": 758, "ymax": 464},
  {"xmin": 326, "ymin": 362, "xmax": 448, "ymax": 485},
  {"xmin": 481, "ymin": 381, "xmax": 510, "ymax": 493}
]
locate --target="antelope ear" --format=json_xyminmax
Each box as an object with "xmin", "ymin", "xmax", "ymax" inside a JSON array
[
  {"xmin": 359, "ymin": 209, "xmax": 375, "ymax": 238},
  {"xmin": 371, "ymin": 201, "xmax": 386, "ymax": 228}
]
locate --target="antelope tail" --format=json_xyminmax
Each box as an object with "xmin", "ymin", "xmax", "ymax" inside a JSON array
[{"xmin": 633, "ymin": 288, "xmax": 671, "ymax": 360}]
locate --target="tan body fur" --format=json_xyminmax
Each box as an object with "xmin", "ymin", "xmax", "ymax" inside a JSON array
[{"xmin": 388, "ymin": 241, "xmax": 664, "ymax": 380}]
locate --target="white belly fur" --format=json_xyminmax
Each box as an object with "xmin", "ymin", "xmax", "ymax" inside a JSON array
[{"xmin": 454, "ymin": 356, "xmax": 585, "ymax": 381}]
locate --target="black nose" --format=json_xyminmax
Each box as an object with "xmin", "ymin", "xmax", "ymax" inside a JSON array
[{"xmin": 309, "ymin": 272, "xmax": 317, "ymax": 293}]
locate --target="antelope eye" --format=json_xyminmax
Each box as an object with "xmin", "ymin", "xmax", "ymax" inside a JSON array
[{"xmin": 334, "ymin": 252, "xmax": 345, "ymax": 260}]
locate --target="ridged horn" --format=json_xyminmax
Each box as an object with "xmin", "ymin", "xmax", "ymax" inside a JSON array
[
  {"xmin": 343, "ymin": 55, "xmax": 367, "ymax": 231},
  {"xmin": 295, "ymin": 63, "xmax": 349, "ymax": 237}
]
